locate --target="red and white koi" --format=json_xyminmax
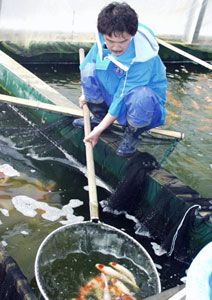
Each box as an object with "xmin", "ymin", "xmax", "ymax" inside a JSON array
[
  {"xmin": 79, "ymin": 275, "xmax": 104, "ymax": 298},
  {"xmin": 119, "ymin": 295, "xmax": 136, "ymax": 300},
  {"xmin": 95, "ymin": 264, "xmax": 138, "ymax": 290},
  {"xmin": 109, "ymin": 262, "xmax": 137, "ymax": 287},
  {"xmin": 111, "ymin": 278, "xmax": 132, "ymax": 296},
  {"xmin": 108, "ymin": 285, "xmax": 136, "ymax": 300},
  {"xmin": 101, "ymin": 273, "xmax": 111, "ymax": 300}
]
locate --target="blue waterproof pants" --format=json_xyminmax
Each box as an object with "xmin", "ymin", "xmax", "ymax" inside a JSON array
[{"xmin": 81, "ymin": 63, "xmax": 164, "ymax": 129}]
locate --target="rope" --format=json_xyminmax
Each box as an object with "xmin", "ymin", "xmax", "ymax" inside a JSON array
[{"xmin": 160, "ymin": 138, "xmax": 180, "ymax": 167}]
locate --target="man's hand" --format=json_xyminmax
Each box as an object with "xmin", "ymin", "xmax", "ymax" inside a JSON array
[
  {"xmin": 83, "ymin": 113, "xmax": 117, "ymax": 147},
  {"xmin": 79, "ymin": 95, "xmax": 86, "ymax": 108},
  {"xmin": 83, "ymin": 126, "xmax": 101, "ymax": 147}
]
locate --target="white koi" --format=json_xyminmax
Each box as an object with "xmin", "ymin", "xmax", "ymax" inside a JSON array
[
  {"xmin": 95, "ymin": 264, "xmax": 138, "ymax": 290},
  {"xmin": 109, "ymin": 262, "xmax": 137, "ymax": 286},
  {"xmin": 111, "ymin": 278, "xmax": 132, "ymax": 295}
]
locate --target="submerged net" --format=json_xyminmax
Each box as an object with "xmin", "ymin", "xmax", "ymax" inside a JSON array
[
  {"xmin": 2, "ymin": 103, "xmax": 212, "ymax": 264},
  {"xmin": 0, "ymin": 243, "xmax": 37, "ymax": 300},
  {"xmin": 0, "ymin": 103, "xmax": 73, "ymax": 156},
  {"xmin": 102, "ymin": 152, "xmax": 212, "ymax": 264}
]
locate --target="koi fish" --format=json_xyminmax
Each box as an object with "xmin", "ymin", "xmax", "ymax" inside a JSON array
[
  {"xmin": 192, "ymin": 100, "xmax": 200, "ymax": 110},
  {"xmin": 183, "ymin": 110, "xmax": 199, "ymax": 117},
  {"xmin": 196, "ymin": 125, "xmax": 212, "ymax": 131},
  {"xmin": 109, "ymin": 285, "xmax": 136, "ymax": 300},
  {"xmin": 180, "ymin": 88, "xmax": 187, "ymax": 94},
  {"xmin": 111, "ymin": 278, "xmax": 132, "ymax": 295},
  {"xmin": 203, "ymin": 104, "xmax": 212, "ymax": 111},
  {"xmin": 193, "ymin": 86, "xmax": 201, "ymax": 95},
  {"xmin": 101, "ymin": 273, "xmax": 111, "ymax": 300},
  {"xmin": 166, "ymin": 109, "xmax": 179, "ymax": 118},
  {"xmin": 120, "ymin": 295, "xmax": 136, "ymax": 300},
  {"xmin": 109, "ymin": 262, "xmax": 137, "ymax": 287},
  {"xmin": 200, "ymin": 118, "xmax": 212, "ymax": 123},
  {"xmin": 79, "ymin": 275, "xmax": 104, "ymax": 298},
  {"xmin": 166, "ymin": 91, "xmax": 182, "ymax": 107},
  {"xmin": 95, "ymin": 264, "xmax": 138, "ymax": 290},
  {"xmin": 206, "ymin": 81, "xmax": 212, "ymax": 88},
  {"xmin": 205, "ymin": 96, "xmax": 211, "ymax": 103},
  {"xmin": 108, "ymin": 285, "xmax": 125, "ymax": 298},
  {"xmin": 164, "ymin": 117, "xmax": 176, "ymax": 125}
]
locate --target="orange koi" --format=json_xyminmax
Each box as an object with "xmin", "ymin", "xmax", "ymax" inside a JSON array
[
  {"xmin": 193, "ymin": 86, "xmax": 201, "ymax": 95},
  {"xmin": 180, "ymin": 88, "xmax": 187, "ymax": 94},
  {"xmin": 166, "ymin": 91, "xmax": 182, "ymax": 107},
  {"xmin": 108, "ymin": 285, "xmax": 124, "ymax": 298},
  {"xmin": 192, "ymin": 100, "xmax": 200, "ymax": 110},
  {"xmin": 197, "ymin": 74, "xmax": 207, "ymax": 81},
  {"xmin": 166, "ymin": 109, "xmax": 179, "ymax": 118},
  {"xmin": 203, "ymin": 104, "xmax": 212, "ymax": 111},
  {"xmin": 200, "ymin": 118, "xmax": 212, "ymax": 123},
  {"xmin": 205, "ymin": 96, "xmax": 212, "ymax": 103},
  {"xmin": 196, "ymin": 126, "xmax": 212, "ymax": 131},
  {"xmin": 183, "ymin": 110, "xmax": 199, "ymax": 117},
  {"xmin": 164, "ymin": 117, "xmax": 176, "ymax": 125},
  {"xmin": 79, "ymin": 275, "xmax": 104, "ymax": 298},
  {"xmin": 120, "ymin": 295, "xmax": 136, "ymax": 300},
  {"xmin": 206, "ymin": 81, "xmax": 212, "ymax": 88}
]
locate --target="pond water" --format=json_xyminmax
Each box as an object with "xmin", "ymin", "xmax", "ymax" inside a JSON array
[
  {"xmin": 0, "ymin": 62, "xmax": 211, "ymax": 299},
  {"xmin": 27, "ymin": 62, "xmax": 212, "ymax": 198}
]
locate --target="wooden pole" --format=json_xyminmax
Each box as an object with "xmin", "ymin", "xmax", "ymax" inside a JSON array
[
  {"xmin": 79, "ymin": 48, "xmax": 99, "ymax": 222},
  {"xmin": 0, "ymin": 94, "xmax": 184, "ymax": 139}
]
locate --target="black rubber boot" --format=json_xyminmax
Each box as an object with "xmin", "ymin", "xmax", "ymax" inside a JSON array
[
  {"xmin": 73, "ymin": 102, "xmax": 108, "ymax": 129},
  {"xmin": 116, "ymin": 123, "xmax": 147, "ymax": 157}
]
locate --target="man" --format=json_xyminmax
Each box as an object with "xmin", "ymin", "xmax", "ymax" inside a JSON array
[{"xmin": 73, "ymin": 2, "xmax": 167, "ymax": 157}]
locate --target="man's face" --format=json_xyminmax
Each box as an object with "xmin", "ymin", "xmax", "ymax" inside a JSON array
[{"xmin": 103, "ymin": 31, "xmax": 132, "ymax": 56}]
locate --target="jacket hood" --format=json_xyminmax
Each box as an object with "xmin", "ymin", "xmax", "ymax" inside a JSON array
[{"xmin": 96, "ymin": 23, "xmax": 159, "ymax": 71}]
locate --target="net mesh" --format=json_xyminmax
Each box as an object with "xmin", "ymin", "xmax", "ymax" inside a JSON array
[
  {"xmin": 2, "ymin": 103, "xmax": 212, "ymax": 264},
  {"xmin": 0, "ymin": 243, "xmax": 37, "ymax": 300},
  {"xmin": 103, "ymin": 152, "xmax": 212, "ymax": 263}
]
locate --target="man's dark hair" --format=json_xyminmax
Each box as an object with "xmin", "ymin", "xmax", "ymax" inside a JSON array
[{"xmin": 97, "ymin": 2, "xmax": 138, "ymax": 37}]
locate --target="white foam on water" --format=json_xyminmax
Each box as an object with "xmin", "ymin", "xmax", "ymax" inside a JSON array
[
  {"xmin": 27, "ymin": 147, "xmax": 112, "ymax": 192},
  {"xmin": 21, "ymin": 230, "xmax": 29, "ymax": 235},
  {"xmin": 155, "ymin": 263, "xmax": 162, "ymax": 270},
  {"xmin": 151, "ymin": 242, "xmax": 167, "ymax": 256},
  {"xmin": 12, "ymin": 195, "xmax": 84, "ymax": 223},
  {"xmin": 0, "ymin": 208, "xmax": 9, "ymax": 217},
  {"xmin": 0, "ymin": 164, "xmax": 20, "ymax": 177},
  {"xmin": 1, "ymin": 240, "xmax": 7, "ymax": 247}
]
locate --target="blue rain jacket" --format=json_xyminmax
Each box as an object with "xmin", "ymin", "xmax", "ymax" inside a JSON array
[{"xmin": 80, "ymin": 23, "xmax": 167, "ymax": 125}]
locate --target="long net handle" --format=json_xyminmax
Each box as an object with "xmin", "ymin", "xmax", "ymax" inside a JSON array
[{"xmin": 79, "ymin": 48, "xmax": 99, "ymax": 222}]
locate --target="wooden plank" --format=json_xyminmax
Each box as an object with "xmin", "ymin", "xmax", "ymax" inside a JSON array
[
  {"xmin": 0, "ymin": 94, "xmax": 184, "ymax": 139},
  {"xmin": 157, "ymin": 38, "xmax": 212, "ymax": 70},
  {"xmin": 0, "ymin": 93, "xmax": 82, "ymax": 117},
  {"xmin": 143, "ymin": 284, "xmax": 186, "ymax": 300}
]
